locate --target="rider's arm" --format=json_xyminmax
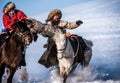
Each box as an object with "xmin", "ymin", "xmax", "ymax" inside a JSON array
[
  {"xmin": 3, "ymin": 14, "xmax": 15, "ymax": 30},
  {"xmin": 16, "ymin": 10, "xmax": 27, "ymax": 20},
  {"xmin": 58, "ymin": 20, "xmax": 82, "ymax": 29}
]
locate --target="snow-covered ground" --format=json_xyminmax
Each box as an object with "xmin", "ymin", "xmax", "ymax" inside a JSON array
[{"xmin": 2, "ymin": 0, "xmax": 120, "ymax": 83}]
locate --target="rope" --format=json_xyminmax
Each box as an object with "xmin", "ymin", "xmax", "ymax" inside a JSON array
[{"xmin": 70, "ymin": 36, "xmax": 80, "ymax": 58}]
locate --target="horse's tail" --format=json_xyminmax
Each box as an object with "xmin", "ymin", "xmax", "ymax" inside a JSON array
[{"xmin": 83, "ymin": 38, "xmax": 93, "ymax": 48}]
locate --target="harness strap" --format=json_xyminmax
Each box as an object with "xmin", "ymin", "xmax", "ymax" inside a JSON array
[
  {"xmin": 57, "ymin": 37, "xmax": 68, "ymax": 59},
  {"xmin": 14, "ymin": 31, "xmax": 30, "ymax": 43}
]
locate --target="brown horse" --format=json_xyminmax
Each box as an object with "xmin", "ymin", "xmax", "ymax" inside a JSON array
[{"xmin": 0, "ymin": 21, "xmax": 33, "ymax": 83}]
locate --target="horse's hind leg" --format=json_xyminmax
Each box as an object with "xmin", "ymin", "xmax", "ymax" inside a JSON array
[
  {"xmin": 7, "ymin": 68, "xmax": 16, "ymax": 83},
  {"xmin": 0, "ymin": 64, "xmax": 5, "ymax": 83},
  {"xmin": 83, "ymin": 49, "xmax": 92, "ymax": 67},
  {"xmin": 70, "ymin": 62, "xmax": 79, "ymax": 74}
]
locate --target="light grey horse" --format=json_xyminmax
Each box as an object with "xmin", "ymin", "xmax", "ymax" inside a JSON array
[{"xmin": 25, "ymin": 18, "xmax": 93, "ymax": 83}]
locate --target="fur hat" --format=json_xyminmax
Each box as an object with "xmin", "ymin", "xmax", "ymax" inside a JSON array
[
  {"xmin": 3, "ymin": 2, "xmax": 16, "ymax": 13},
  {"xmin": 46, "ymin": 9, "xmax": 62, "ymax": 22}
]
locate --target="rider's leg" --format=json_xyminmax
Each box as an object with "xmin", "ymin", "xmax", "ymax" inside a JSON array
[{"xmin": 19, "ymin": 46, "xmax": 26, "ymax": 67}]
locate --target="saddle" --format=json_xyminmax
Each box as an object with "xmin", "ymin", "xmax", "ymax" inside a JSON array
[
  {"xmin": 69, "ymin": 35, "xmax": 87, "ymax": 53},
  {"xmin": 68, "ymin": 35, "xmax": 87, "ymax": 64}
]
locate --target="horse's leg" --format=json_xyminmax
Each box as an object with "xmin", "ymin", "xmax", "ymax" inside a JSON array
[
  {"xmin": 61, "ymin": 65, "xmax": 70, "ymax": 83},
  {"xmin": 63, "ymin": 76, "xmax": 67, "ymax": 83},
  {"xmin": 7, "ymin": 68, "xmax": 16, "ymax": 83},
  {"xmin": 83, "ymin": 49, "xmax": 92, "ymax": 68},
  {"xmin": 59, "ymin": 64, "xmax": 63, "ymax": 77},
  {"xmin": 69, "ymin": 62, "xmax": 78, "ymax": 75},
  {"xmin": 0, "ymin": 64, "xmax": 5, "ymax": 83}
]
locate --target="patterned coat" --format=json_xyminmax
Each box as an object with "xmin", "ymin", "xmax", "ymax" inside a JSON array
[
  {"xmin": 38, "ymin": 21, "xmax": 81, "ymax": 68},
  {"xmin": 46, "ymin": 9, "xmax": 80, "ymax": 31}
]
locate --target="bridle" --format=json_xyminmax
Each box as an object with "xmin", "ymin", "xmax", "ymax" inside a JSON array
[
  {"xmin": 11, "ymin": 21, "xmax": 33, "ymax": 45},
  {"xmin": 14, "ymin": 30, "xmax": 32, "ymax": 45}
]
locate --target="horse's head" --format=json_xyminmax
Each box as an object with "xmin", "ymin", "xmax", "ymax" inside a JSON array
[
  {"xmin": 53, "ymin": 28, "xmax": 67, "ymax": 58},
  {"xmin": 12, "ymin": 21, "xmax": 33, "ymax": 45}
]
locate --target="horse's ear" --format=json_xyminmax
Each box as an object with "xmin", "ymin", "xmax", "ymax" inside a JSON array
[
  {"xmin": 24, "ymin": 19, "xmax": 34, "ymax": 29},
  {"xmin": 25, "ymin": 18, "xmax": 33, "ymax": 25}
]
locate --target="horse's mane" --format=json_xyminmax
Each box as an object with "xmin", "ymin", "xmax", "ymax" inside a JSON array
[
  {"xmin": 12, "ymin": 21, "xmax": 30, "ymax": 32},
  {"xmin": 53, "ymin": 28, "xmax": 65, "ymax": 41}
]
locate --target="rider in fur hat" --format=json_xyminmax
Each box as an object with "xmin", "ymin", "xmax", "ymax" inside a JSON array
[
  {"xmin": 2, "ymin": 2, "xmax": 27, "ymax": 31},
  {"xmin": 44, "ymin": 9, "xmax": 83, "ymax": 47},
  {"xmin": 46, "ymin": 9, "xmax": 62, "ymax": 22},
  {"xmin": 38, "ymin": 9, "xmax": 83, "ymax": 68},
  {"xmin": 3, "ymin": 2, "xmax": 16, "ymax": 14},
  {"xmin": 46, "ymin": 9, "xmax": 82, "ymax": 29}
]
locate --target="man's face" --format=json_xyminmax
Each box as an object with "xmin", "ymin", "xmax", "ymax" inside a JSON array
[
  {"xmin": 8, "ymin": 9, "xmax": 15, "ymax": 17},
  {"xmin": 53, "ymin": 15, "xmax": 60, "ymax": 22}
]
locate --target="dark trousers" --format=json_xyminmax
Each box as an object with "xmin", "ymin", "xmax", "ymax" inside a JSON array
[
  {"xmin": 0, "ymin": 34, "xmax": 7, "ymax": 47},
  {"xmin": 19, "ymin": 46, "xmax": 26, "ymax": 67}
]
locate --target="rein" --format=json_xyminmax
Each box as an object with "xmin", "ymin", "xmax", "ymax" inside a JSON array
[
  {"xmin": 14, "ymin": 30, "xmax": 31, "ymax": 44},
  {"xmin": 72, "ymin": 36, "xmax": 81, "ymax": 58},
  {"xmin": 12, "ymin": 21, "xmax": 31, "ymax": 39},
  {"xmin": 15, "ymin": 31, "xmax": 30, "ymax": 37}
]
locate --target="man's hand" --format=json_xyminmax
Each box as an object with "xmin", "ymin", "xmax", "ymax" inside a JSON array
[
  {"xmin": 20, "ymin": 19, "xmax": 26, "ymax": 23},
  {"xmin": 76, "ymin": 20, "xmax": 83, "ymax": 25},
  {"xmin": 30, "ymin": 28, "xmax": 36, "ymax": 33}
]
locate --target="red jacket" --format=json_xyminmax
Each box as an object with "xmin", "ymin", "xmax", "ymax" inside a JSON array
[{"xmin": 2, "ymin": 10, "xmax": 27, "ymax": 30}]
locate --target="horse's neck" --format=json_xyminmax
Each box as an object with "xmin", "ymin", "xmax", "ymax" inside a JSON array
[
  {"xmin": 56, "ymin": 37, "xmax": 74, "ymax": 58},
  {"xmin": 12, "ymin": 34, "xmax": 21, "ymax": 42},
  {"xmin": 64, "ymin": 39, "xmax": 74, "ymax": 55}
]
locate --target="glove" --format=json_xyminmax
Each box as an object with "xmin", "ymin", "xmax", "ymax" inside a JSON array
[
  {"xmin": 20, "ymin": 19, "xmax": 26, "ymax": 23},
  {"xmin": 33, "ymin": 33, "xmax": 38, "ymax": 42},
  {"xmin": 43, "ymin": 43, "xmax": 48, "ymax": 48},
  {"xmin": 76, "ymin": 20, "xmax": 83, "ymax": 25},
  {"xmin": 34, "ymin": 35, "xmax": 38, "ymax": 42},
  {"xmin": 66, "ymin": 32, "xmax": 71, "ymax": 38}
]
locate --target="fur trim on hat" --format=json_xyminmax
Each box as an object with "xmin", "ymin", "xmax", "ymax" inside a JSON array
[
  {"xmin": 46, "ymin": 9, "xmax": 62, "ymax": 22},
  {"xmin": 3, "ymin": 2, "xmax": 15, "ymax": 13}
]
